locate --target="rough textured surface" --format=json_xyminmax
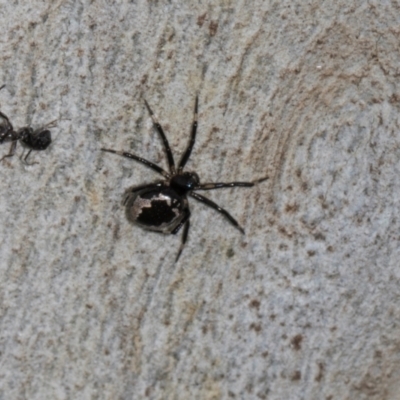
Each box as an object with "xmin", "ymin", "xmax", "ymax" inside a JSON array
[{"xmin": 1, "ymin": 1, "xmax": 400, "ymax": 399}]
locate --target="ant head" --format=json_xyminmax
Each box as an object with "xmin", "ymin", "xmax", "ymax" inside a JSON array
[
  {"xmin": 33, "ymin": 129, "xmax": 52, "ymax": 150},
  {"xmin": 20, "ymin": 128, "xmax": 51, "ymax": 150}
]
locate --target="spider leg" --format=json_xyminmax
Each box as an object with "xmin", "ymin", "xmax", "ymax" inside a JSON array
[
  {"xmin": 144, "ymin": 99, "xmax": 176, "ymax": 175},
  {"xmin": 0, "ymin": 140, "xmax": 18, "ymax": 161},
  {"xmin": 195, "ymin": 176, "xmax": 269, "ymax": 191},
  {"xmin": 175, "ymin": 219, "xmax": 191, "ymax": 262},
  {"xmin": 178, "ymin": 95, "xmax": 198, "ymax": 172},
  {"xmin": 189, "ymin": 192, "xmax": 245, "ymax": 234},
  {"xmin": 101, "ymin": 148, "xmax": 170, "ymax": 178},
  {"xmin": 171, "ymin": 208, "xmax": 191, "ymax": 262},
  {"xmin": 195, "ymin": 181, "xmax": 254, "ymax": 190},
  {"xmin": 171, "ymin": 208, "xmax": 191, "ymax": 235}
]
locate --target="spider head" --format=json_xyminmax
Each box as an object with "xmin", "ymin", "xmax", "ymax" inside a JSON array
[{"xmin": 170, "ymin": 171, "xmax": 200, "ymax": 194}]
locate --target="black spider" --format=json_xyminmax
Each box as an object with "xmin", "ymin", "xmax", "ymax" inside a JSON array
[
  {"xmin": 0, "ymin": 85, "xmax": 55, "ymax": 165},
  {"xmin": 101, "ymin": 96, "xmax": 267, "ymax": 261}
]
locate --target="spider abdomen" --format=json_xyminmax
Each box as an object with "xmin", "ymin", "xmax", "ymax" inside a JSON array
[{"xmin": 124, "ymin": 187, "xmax": 188, "ymax": 233}]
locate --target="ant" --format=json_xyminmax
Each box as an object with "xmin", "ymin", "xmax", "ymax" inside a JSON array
[{"xmin": 0, "ymin": 85, "xmax": 56, "ymax": 165}]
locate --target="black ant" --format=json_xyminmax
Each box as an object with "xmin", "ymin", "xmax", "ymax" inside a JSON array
[{"xmin": 0, "ymin": 85, "xmax": 55, "ymax": 165}]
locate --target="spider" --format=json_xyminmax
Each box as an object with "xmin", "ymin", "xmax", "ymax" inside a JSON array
[
  {"xmin": 0, "ymin": 85, "xmax": 55, "ymax": 165},
  {"xmin": 101, "ymin": 96, "xmax": 267, "ymax": 261}
]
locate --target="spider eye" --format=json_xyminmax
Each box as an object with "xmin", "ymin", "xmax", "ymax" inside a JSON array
[{"xmin": 184, "ymin": 172, "xmax": 199, "ymax": 185}]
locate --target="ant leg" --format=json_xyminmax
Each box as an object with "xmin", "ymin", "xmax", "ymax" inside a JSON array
[
  {"xmin": 195, "ymin": 176, "xmax": 268, "ymax": 191},
  {"xmin": 144, "ymin": 99, "xmax": 176, "ymax": 175},
  {"xmin": 189, "ymin": 192, "xmax": 245, "ymax": 234},
  {"xmin": 34, "ymin": 119, "xmax": 58, "ymax": 132},
  {"xmin": 0, "ymin": 111, "xmax": 14, "ymax": 131},
  {"xmin": 175, "ymin": 219, "xmax": 190, "ymax": 262},
  {"xmin": 0, "ymin": 140, "xmax": 17, "ymax": 161},
  {"xmin": 101, "ymin": 148, "xmax": 170, "ymax": 178},
  {"xmin": 23, "ymin": 149, "xmax": 38, "ymax": 166},
  {"xmin": 178, "ymin": 95, "xmax": 198, "ymax": 172}
]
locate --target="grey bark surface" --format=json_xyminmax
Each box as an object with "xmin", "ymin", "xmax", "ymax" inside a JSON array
[{"xmin": 0, "ymin": 1, "xmax": 399, "ymax": 399}]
